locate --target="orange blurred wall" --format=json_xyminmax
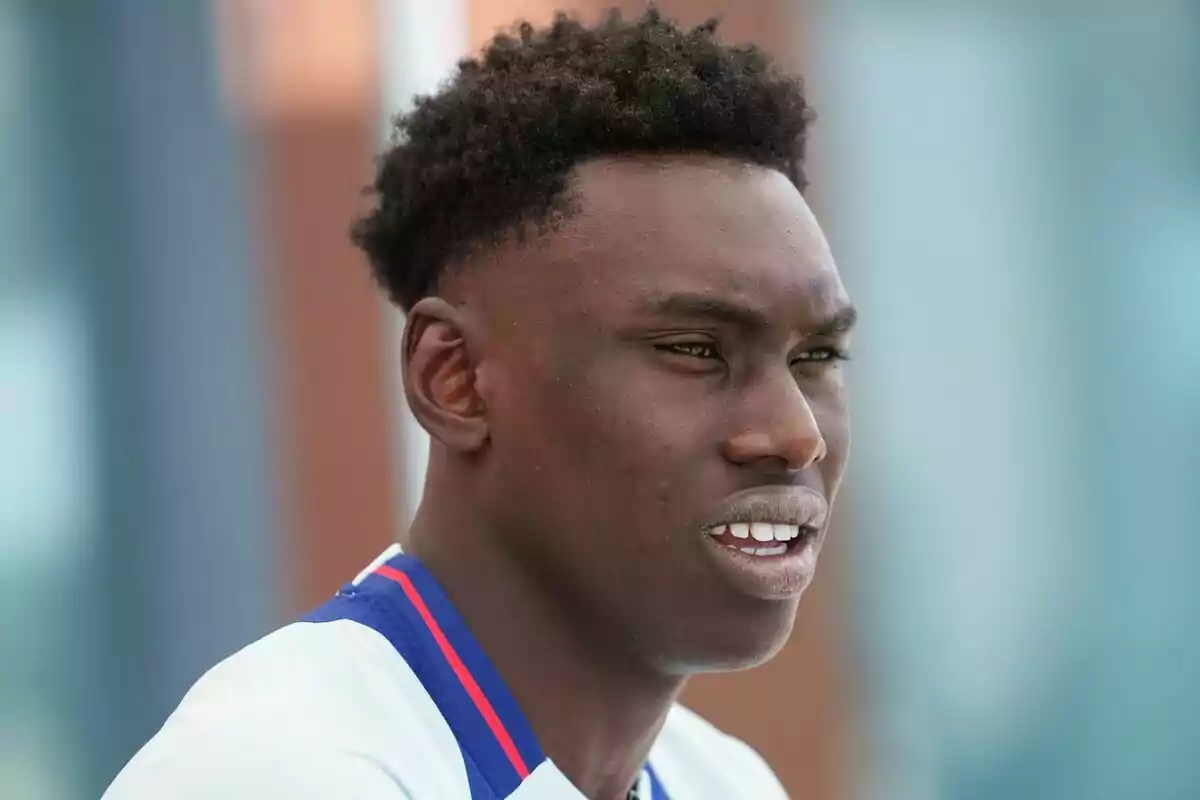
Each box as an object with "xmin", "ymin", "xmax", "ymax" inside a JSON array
[{"xmin": 217, "ymin": 0, "xmax": 398, "ymax": 615}]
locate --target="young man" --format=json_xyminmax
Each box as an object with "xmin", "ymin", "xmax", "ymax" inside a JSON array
[{"xmin": 105, "ymin": 8, "xmax": 855, "ymax": 799}]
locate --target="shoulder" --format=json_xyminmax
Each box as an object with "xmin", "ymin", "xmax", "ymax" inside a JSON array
[
  {"xmin": 103, "ymin": 619, "xmax": 470, "ymax": 799},
  {"xmin": 102, "ymin": 736, "xmax": 405, "ymax": 799},
  {"xmin": 650, "ymin": 704, "xmax": 789, "ymax": 799}
]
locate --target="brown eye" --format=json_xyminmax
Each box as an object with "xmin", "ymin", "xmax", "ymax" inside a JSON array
[
  {"xmin": 658, "ymin": 342, "xmax": 721, "ymax": 360},
  {"xmin": 791, "ymin": 347, "xmax": 850, "ymax": 365}
]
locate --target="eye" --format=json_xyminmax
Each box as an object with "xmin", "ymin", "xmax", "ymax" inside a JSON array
[
  {"xmin": 791, "ymin": 346, "xmax": 851, "ymax": 366},
  {"xmin": 658, "ymin": 341, "xmax": 721, "ymax": 360}
]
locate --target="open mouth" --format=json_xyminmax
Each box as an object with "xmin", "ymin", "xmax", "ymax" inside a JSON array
[{"xmin": 705, "ymin": 522, "xmax": 816, "ymax": 557}]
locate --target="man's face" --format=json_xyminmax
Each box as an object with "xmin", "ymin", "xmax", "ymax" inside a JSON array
[{"xmin": 465, "ymin": 156, "xmax": 853, "ymax": 672}]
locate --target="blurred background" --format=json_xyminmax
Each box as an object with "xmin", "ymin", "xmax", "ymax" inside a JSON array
[{"xmin": 1, "ymin": 1, "xmax": 1197, "ymax": 798}]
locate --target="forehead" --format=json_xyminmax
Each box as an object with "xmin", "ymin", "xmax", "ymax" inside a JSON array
[
  {"xmin": 565, "ymin": 156, "xmax": 842, "ymax": 312},
  {"xmin": 463, "ymin": 155, "xmax": 847, "ymax": 330}
]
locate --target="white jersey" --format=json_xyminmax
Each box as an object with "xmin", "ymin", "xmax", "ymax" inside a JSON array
[{"xmin": 103, "ymin": 546, "xmax": 789, "ymax": 799}]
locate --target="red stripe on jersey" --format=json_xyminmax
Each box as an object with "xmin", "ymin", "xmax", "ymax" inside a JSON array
[{"xmin": 374, "ymin": 564, "xmax": 531, "ymax": 779}]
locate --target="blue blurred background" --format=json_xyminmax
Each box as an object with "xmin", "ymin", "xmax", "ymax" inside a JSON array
[{"xmin": 1, "ymin": 2, "xmax": 1197, "ymax": 798}]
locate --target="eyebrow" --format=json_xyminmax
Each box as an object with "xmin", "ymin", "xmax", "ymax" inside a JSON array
[
  {"xmin": 811, "ymin": 305, "xmax": 858, "ymax": 337},
  {"xmin": 641, "ymin": 292, "xmax": 858, "ymax": 337},
  {"xmin": 642, "ymin": 292, "xmax": 771, "ymax": 329}
]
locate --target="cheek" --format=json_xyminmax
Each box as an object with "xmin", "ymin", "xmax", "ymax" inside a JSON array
[{"xmin": 546, "ymin": 373, "xmax": 707, "ymax": 501}]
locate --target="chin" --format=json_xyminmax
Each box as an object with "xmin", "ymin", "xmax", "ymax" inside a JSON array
[{"xmin": 657, "ymin": 597, "xmax": 801, "ymax": 675}]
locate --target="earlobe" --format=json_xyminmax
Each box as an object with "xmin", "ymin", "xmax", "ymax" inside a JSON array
[{"xmin": 402, "ymin": 298, "xmax": 489, "ymax": 452}]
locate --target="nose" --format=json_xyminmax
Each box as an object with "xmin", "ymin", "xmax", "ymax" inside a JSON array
[{"xmin": 721, "ymin": 374, "xmax": 826, "ymax": 473}]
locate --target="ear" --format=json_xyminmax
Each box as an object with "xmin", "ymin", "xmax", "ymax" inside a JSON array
[{"xmin": 402, "ymin": 297, "xmax": 489, "ymax": 452}]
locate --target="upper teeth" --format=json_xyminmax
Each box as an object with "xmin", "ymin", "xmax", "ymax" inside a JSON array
[{"xmin": 708, "ymin": 523, "xmax": 801, "ymax": 542}]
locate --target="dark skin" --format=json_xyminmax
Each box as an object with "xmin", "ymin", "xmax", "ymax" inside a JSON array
[{"xmin": 403, "ymin": 155, "xmax": 854, "ymax": 800}]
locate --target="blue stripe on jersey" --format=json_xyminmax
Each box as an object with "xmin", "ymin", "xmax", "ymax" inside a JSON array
[
  {"xmin": 646, "ymin": 763, "xmax": 669, "ymax": 799},
  {"xmin": 306, "ymin": 554, "xmax": 545, "ymax": 798}
]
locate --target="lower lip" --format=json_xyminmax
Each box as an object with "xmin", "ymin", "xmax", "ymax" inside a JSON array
[{"xmin": 699, "ymin": 532, "xmax": 819, "ymax": 601}]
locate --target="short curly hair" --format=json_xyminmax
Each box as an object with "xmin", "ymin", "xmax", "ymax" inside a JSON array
[{"xmin": 352, "ymin": 6, "xmax": 815, "ymax": 310}]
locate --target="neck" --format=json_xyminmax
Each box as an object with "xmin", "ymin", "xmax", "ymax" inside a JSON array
[{"xmin": 406, "ymin": 476, "xmax": 685, "ymax": 800}]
